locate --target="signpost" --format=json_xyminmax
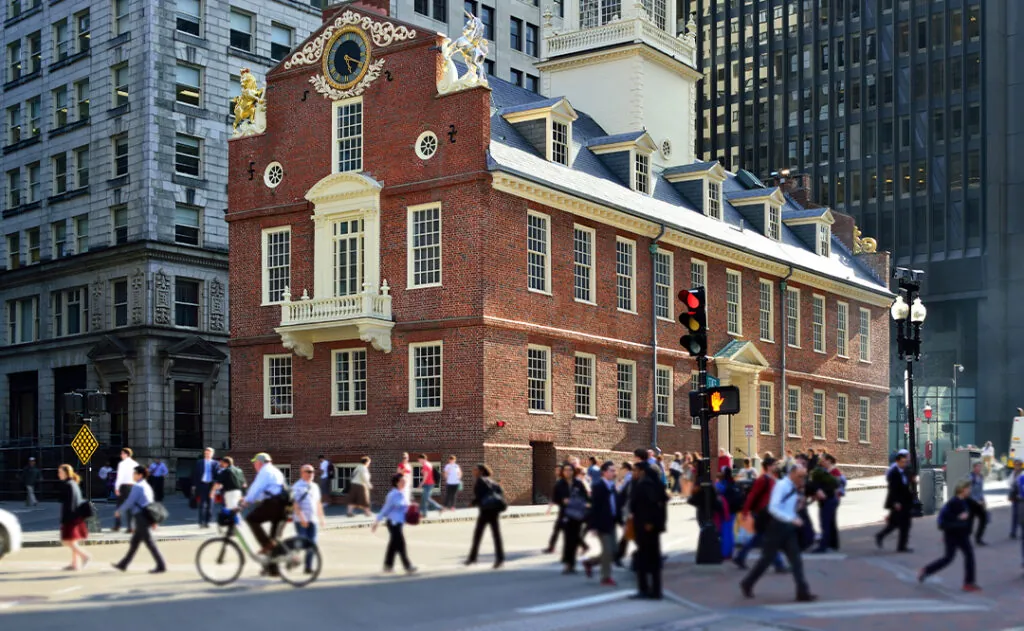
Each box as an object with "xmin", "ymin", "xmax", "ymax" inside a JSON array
[{"xmin": 744, "ymin": 424, "xmax": 754, "ymax": 464}]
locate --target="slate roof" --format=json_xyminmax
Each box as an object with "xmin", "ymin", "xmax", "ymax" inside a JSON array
[
  {"xmin": 586, "ymin": 131, "xmax": 647, "ymax": 147},
  {"xmin": 726, "ymin": 187, "xmax": 780, "ymax": 201},
  {"xmin": 714, "ymin": 339, "xmax": 749, "ymax": 359},
  {"xmin": 485, "ymin": 78, "xmax": 889, "ymax": 296}
]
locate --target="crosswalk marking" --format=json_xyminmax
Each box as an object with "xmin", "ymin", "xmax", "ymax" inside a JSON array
[
  {"xmin": 517, "ymin": 590, "xmax": 634, "ymax": 614},
  {"xmin": 764, "ymin": 597, "xmax": 988, "ymax": 618}
]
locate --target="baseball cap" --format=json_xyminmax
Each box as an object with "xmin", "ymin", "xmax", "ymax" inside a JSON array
[
  {"xmin": 251, "ymin": 452, "xmax": 273, "ymax": 463},
  {"xmin": 897, "ymin": 449, "xmax": 909, "ymax": 456}
]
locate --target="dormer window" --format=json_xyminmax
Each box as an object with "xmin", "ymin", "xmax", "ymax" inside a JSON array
[
  {"xmin": 707, "ymin": 181, "xmax": 721, "ymax": 220},
  {"xmin": 551, "ymin": 120, "xmax": 569, "ymax": 166},
  {"xmin": 501, "ymin": 97, "xmax": 578, "ymax": 167},
  {"xmin": 633, "ymin": 151, "xmax": 650, "ymax": 194},
  {"xmin": 817, "ymin": 224, "xmax": 831, "ymax": 257},
  {"xmin": 766, "ymin": 204, "xmax": 781, "ymax": 241},
  {"xmin": 588, "ymin": 131, "xmax": 658, "ymax": 194}
]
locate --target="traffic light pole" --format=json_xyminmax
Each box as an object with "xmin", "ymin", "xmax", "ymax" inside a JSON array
[{"xmin": 695, "ymin": 354, "xmax": 722, "ymax": 565}]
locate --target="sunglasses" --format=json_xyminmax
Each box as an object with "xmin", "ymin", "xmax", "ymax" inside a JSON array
[{"xmin": 301, "ymin": 469, "xmax": 315, "ymax": 474}]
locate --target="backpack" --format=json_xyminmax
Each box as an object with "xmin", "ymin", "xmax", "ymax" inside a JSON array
[
  {"xmin": 480, "ymin": 480, "xmax": 508, "ymax": 513},
  {"xmin": 724, "ymin": 483, "xmax": 746, "ymax": 515},
  {"xmin": 405, "ymin": 503, "xmax": 421, "ymax": 525},
  {"xmin": 936, "ymin": 502, "xmax": 951, "ymax": 530}
]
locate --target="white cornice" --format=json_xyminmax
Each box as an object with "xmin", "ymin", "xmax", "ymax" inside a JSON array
[
  {"xmin": 537, "ymin": 44, "xmax": 702, "ymax": 81},
  {"xmin": 664, "ymin": 163, "xmax": 728, "ymax": 184},
  {"xmin": 728, "ymin": 189, "xmax": 785, "ymax": 207},
  {"xmin": 305, "ymin": 172, "xmax": 382, "ymax": 216},
  {"xmin": 502, "ymin": 99, "xmax": 578, "ymax": 124}
]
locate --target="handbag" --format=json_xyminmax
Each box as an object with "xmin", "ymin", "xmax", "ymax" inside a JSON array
[
  {"xmin": 480, "ymin": 481, "xmax": 508, "ymax": 513},
  {"xmin": 738, "ymin": 510, "xmax": 756, "ymax": 535},
  {"xmin": 623, "ymin": 516, "xmax": 635, "ymax": 541},
  {"xmin": 564, "ymin": 488, "xmax": 588, "ymax": 521},
  {"xmin": 145, "ymin": 502, "xmax": 170, "ymax": 525},
  {"xmin": 75, "ymin": 500, "xmax": 96, "ymax": 519}
]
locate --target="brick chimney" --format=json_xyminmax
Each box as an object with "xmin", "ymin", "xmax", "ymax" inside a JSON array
[
  {"xmin": 348, "ymin": 0, "xmax": 389, "ymax": 16},
  {"xmin": 831, "ymin": 210, "xmax": 856, "ymax": 253},
  {"xmin": 763, "ymin": 172, "xmax": 819, "ymax": 209}
]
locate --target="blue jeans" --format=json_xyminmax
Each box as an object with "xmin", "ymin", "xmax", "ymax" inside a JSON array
[
  {"xmin": 420, "ymin": 484, "xmax": 443, "ymax": 515},
  {"xmin": 1011, "ymin": 501, "xmax": 1019, "ymax": 537},
  {"xmin": 720, "ymin": 515, "xmax": 735, "ymax": 559},
  {"xmin": 815, "ymin": 498, "xmax": 838, "ymax": 551},
  {"xmin": 735, "ymin": 531, "xmax": 786, "ymax": 570},
  {"xmin": 295, "ymin": 522, "xmax": 318, "ymax": 572}
]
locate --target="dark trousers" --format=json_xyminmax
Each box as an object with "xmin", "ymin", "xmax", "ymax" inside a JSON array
[
  {"xmin": 742, "ymin": 519, "xmax": 810, "ymax": 597},
  {"xmin": 616, "ymin": 522, "xmax": 630, "ymax": 562},
  {"xmin": 445, "ymin": 484, "xmax": 459, "ymax": 509},
  {"xmin": 815, "ymin": 498, "xmax": 839, "ymax": 551},
  {"xmin": 967, "ymin": 499, "xmax": 988, "ymax": 542},
  {"xmin": 562, "ymin": 518, "xmax": 582, "ymax": 568},
  {"xmin": 735, "ymin": 531, "xmax": 785, "ymax": 570},
  {"xmin": 195, "ymin": 482, "xmax": 212, "ymax": 526},
  {"xmin": 151, "ymin": 476, "xmax": 165, "ymax": 502},
  {"xmin": 634, "ymin": 528, "xmax": 662, "ymax": 598},
  {"xmin": 116, "ymin": 512, "xmax": 166, "ymax": 570},
  {"xmin": 245, "ymin": 497, "xmax": 287, "ymax": 552},
  {"xmin": 877, "ymin": 505, "xmax": 912, "ymax": 550},
  {"xmin": 548, "ymin": 516, "xmax": 563, "ymax": 551},
  {"xmin": 468, "ymin": 510, "xmax": 505, "ymax": 563},
  {"xmin": 669, "ymin": 471, "xmax": 682, "ymax": 494},
  {"xmin": 1012, "ymin": 501, "xmax": 1020, "ymax": 537},
  {"xmin": 114, "ymin": 484, "xmax": 134, "ymax": 530},
  {"xmin": 923, "ymin": 531, "xmax": 975, "ymax": 586},
  {"xmin": 384, "ymin": 522, "xmax": 412, "ymax": 570}
]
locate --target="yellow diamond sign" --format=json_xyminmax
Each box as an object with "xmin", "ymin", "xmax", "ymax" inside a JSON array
[{"xmin": 71, "ymin": 424, "xmax": 99, "ymax": 465}]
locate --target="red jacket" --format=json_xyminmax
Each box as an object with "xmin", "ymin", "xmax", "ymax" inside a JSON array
[{"xmin": 742, "ymin": 474, "xmax": 775, "ymax": 514}]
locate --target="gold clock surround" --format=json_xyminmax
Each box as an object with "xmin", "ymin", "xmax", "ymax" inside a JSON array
[{"xmin": 322, "ymin": 26, "xmax": 372, "ymax": 91}]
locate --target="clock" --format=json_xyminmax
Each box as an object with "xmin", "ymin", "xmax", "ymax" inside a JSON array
[{"xmin": 323, "ymin": 26, "xmax": 372, "ymax": 90}]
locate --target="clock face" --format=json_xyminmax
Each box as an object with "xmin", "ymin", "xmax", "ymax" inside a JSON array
[{"xmin": 324, "ymin": 27, "xmax": 371, "ymax": 90}]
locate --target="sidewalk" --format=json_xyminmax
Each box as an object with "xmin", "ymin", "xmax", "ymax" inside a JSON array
[{"xmin": 10, "ymin": 474, "xmax": 890, "ymax": 547}]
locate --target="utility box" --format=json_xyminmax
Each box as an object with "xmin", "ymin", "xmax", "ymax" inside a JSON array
[
  {"xmin": 945, "ymin": 449, "xmax": 981, "ymax": 501},
  {"xmin": 919, "ymin": 468, "xmax": 944, "ymax": 515}
]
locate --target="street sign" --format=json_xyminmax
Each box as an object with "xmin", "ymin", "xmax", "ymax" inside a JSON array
[
  {"xmin": 904, "ymin": 423, "xmax": 909, "ymax": 435},
  {"xmin": 706, "ymin": 375, "xmax": 720, "ymax": 388},
  {"xmin": 71, "ymin": 423, "xmax": 99, "ymax": 465},
  {"xmin": 744, "ymin": 424, "xmax": 754, "ymax": 438}
]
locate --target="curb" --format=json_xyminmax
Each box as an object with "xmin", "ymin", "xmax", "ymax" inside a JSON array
[{"xmin": 20, "ymin": 483, "xmax": 889, "ymax": 548}]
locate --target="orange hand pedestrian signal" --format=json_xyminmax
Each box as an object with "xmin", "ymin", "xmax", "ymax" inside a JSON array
[{"xmin": 710, "ymin": 391, "xmax": 725, "ymax": 413}]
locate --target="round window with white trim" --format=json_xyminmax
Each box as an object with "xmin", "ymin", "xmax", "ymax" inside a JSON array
[
  {"xmin": 264, "ymin": 162, "xmax": 284, "ymax": 188},
  {"xmin": 415, "ymin": 131, "xmax": 439, "ymax": 160}
]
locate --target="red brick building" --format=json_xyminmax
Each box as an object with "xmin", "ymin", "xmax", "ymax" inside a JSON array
[{"xmin": 226, "ymin": 3, "xmax": 892, "ymax": 504}]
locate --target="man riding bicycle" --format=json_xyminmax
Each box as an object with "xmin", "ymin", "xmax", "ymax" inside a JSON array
[{"xmin": 239, "ymin": 452, "xmax": 289, "ymax": 573}]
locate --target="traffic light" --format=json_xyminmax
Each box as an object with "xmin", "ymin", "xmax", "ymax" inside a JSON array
[{"xmin": 679, "ymin": 287, "xmax": 708, "ymax": 357}]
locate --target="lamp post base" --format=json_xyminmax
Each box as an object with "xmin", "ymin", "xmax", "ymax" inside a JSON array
[{"xmin": 695, "ymin": 523, "xmax": 723, "ymax": 565}]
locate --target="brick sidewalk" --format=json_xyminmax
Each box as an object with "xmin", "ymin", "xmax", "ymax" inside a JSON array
[{"xmin": 663, "ymin": 505, "xmax": 1021, "ymax": 631}]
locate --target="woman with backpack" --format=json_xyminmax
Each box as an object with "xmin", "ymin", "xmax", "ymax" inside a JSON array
[
  {"xmin": 715, "ymin": 467, "xmax": 743, "ymax": 559},
  {"xmin": 917, "ymin": 479, "xmax": 980, "ymax": 592},
  {"xmin": 558, "ymin": 463, "xmax": 590, "ymax": 574},
  {"xmin": 58, "ymin": 464, "xmax": 92, "ymax": 570},
  {"xmin": 465, "ymin": 464, "xmax": 506, "ymax": 569}
]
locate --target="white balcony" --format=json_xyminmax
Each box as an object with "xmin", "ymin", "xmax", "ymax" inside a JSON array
[
  {"xmin": 275, "ymin": 282, "xmax": 394, "ymax": 359},
  {"xmin": 545, "ymin": 17, "xmax": 697, "ymax": 67}
]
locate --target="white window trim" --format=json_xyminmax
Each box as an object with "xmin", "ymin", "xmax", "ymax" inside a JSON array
[
  {"xmin": 817, "ymin": 223, "xmax": 832, "ymax": 257},
  {"xmin": 837, "ymin": 393, "xmax": 849, "ymax": 442},
  {"xmin": 726, "ymin": 269, "xmax": 742, "ymax": 337},
  {"xmin": 690, "ymin": 258, "xmax": 707, "ymax": 288},
  {"xmin": 573, "ymin": 223, "xmax": 596, "ymax": 305},
  {"xmin": 616, "ymin": 236, "xmax": 637, "ymax": 314},
  {"xmin": 260, "ymin": 226, "xmax": 291, "ymax": 306},
  {"xmin": 330, "ymin": 462, "xmax": 360, "ymax": 494},
  {"xmin": 837, "ymin": 301, "xmax": 850, "ymax": 358},
  {"xmin": 812, "ymin": 389, "xmax": 826, "ymax": 439},
  {"xmin": 758, "ymin": 278, "xmax": 774, "ymax": 342},
  {"xmin": 705, "ymin": 179, "xmax": 722, "ymax": 220},
  {"xmin": 276, "ymin": 464, "xmax": 292, "ymax": 486},
  {"xmin": 406, "ymin": 202, "xmax": 443, "ymax": 289},
  {"xmin": 573, "ymin": 351, "xmax": 597, "ymax": 419},
  {"xmin": 656, "ymin": 365, "xmax": 673, "ymax": 426},
  {"xmin": 408, "ymin": 341, "xmax": 443, "ymax": 413},
  {"xmin": 7, "ymin": 296, "xmax": 39, "ymax": 344},
  {"xmin": 765, "ymin": 204, "xmax": 782, "ymax": 241},
  {"xmin": 631, "ymin": 149, "xmax": 652, "ymax": 195},
  {"xmin": 527, "ymin": 210, "xmax": 552, "ymax": 296},
  {"xmin": 527, "ymin": 343, "xmax": 553, "ymax": 414},
  {"xmin": 786, "ymin": 287, "xmax": 801, "ymax": 348},
  {"xmin": 758, "ymin": 382, "xmax": 775, "ymax": 435},
  {"xmin": 654, "ymin": 248, "xmax": 674, "ymax": 321},
  {"xmin": 331, "ymin": 96, "xmax": 363, "ymax": 174},
  {"xmin": 859, "ymin": 396, "xmax": 871, "ymax": 443},
  {"xmin": 263, "ymin": 354, "xmax": 293, "ymax": 419},
  {"xmin": 546, "ymin": 116, "xmax": 573, "ymax": 165},
  {"xmin": 858, "ymin": 307, "xmax": 872, "ymax": 363},
  {"xmin": 616, "ymin": 359, "xmax": 637, "ymax": 423},
  {"xmin": 787, "ymin": 385, "xmax": 801, "ymax": 437},
  {"xmin": 812, "ymin": 293, "xmax": 826, "ymax": 354},
  {"xmin": 331, "ymin": 348, "xmax": 368, "ymax": 416}
]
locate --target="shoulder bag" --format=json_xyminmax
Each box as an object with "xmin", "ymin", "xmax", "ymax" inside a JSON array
[
  {"xmin": 564, "ymin": 487, "xmax": 588, "ymax": 522},
  {"xmin": 480, "ymin": 480, "xmax": 508, "ymax": 513},
  {"xmin": 145, "ymin": 501, "xmax": 170, "ymax": 525}
]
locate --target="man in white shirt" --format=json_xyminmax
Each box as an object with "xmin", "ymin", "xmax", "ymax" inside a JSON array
[
  {"xmin": 113, "ymin": 447, "xmax": 139, "ymax": 532},
  {"xmin": 240, "ymin": 452, "xmax": 287, "ymax": 558},
  {"xmin": 740, "ymin": 464, "xmax": 816, "ymax": 603},
  {"xmin": 981, "ymin": 441, "xmax": 995, "ymax": 477},
  {"xmin": 318, "ymin": 455, "xmax": 332, "ymax": 500}
]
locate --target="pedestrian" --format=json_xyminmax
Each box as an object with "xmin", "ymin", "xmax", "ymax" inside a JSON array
[
  {"xmin": 716, "ymin": 467, "xmax": 744, "ymax": 559},
  {"xmin": 211, "ymin": 456, "xmax": 246, "ymax": 510},
  {"xmin": 417, "ymin": 454, "xmax": 444, "ymax": 517},
  {"xmin": 875, "ymin": 449, "xmax": 914, "ymax": 552},
  {"xmin": 559, "ymin": 463, "xmax": 589, "ymax": 574},
  {"xmin": 918, "ymin": 480, "xmax": 980, "ymax": 592},
  {"xmin": 737, "ymin": 458, "xmax": 758, "ymax": 484},
  {"xmin": 293, "ymin": 464, "xmax": 327, "ymax": 574},
  {"xmin": 574, "ymin": 464, "xmax": 593, "ymax": 555},
  {"xmin": 371, "ymin": 473, "xmax": 417, "ymax": 574},
  {"xmin": 809, "ymin": 457, "xmax": 840, "ymax": 553},
  {"xmin": 740, "ymin": 464, "xmax": 817, "ymax": 603},
  {"xmin": 148, "ymin": 459, "xmax": 168, "ymax": 502},
  {"xmin": 57, "ymin": 463, "xmax": 91, "ymax": 571},
  {"xmin": 21, "ymin": 457, "xmax": 40, "ymax": 507},
  {"xmin": 583, "ymin": 461, "xmax": 619, "ymax": 586},
  {"xmin": 98, "ymin": 461, "xmax": 114, "ymax": 499},
  {"xmin": 191, "ymin": 447, "xmax": 216, "ymax": 529},
  {"xmin": 348, "ymin": 456, "xmax": 373, "ymax": 516},
  {"xmin": 111, "ymin": 466, "xmax": 167, "ymax": 574},
  {"xmin": 630, "ymin": 460, "xmax": 667, "ymax": 600},
  {"xmin": 681, "ymin": 453, "xmax": 696, "ymax": 497},
  {"xmin": 717, "ymin": 448, "xmax": 733, "ymax": 475},
  {"xmin": 807, "ymin": 448, "xmax": 819, "ymax": 471},
  {"xmin": 1009, "ymin": 459, "xmax": 1023, "ymax": 539},
  {"xmin": 733, "ymin": 456, "xmax": 786, "ymax": 572},
  {"xmin": 318, "ymin": 455, "xmax": 333, "ymax": 501},
  {"xmin": 615, "ymin": 461, "xmax": 633, "ymax": 566},
  {"xmin": 966, "ymin": 461, "xmax": 989, "ymax": 546},
  {"xmin": 825, "ymin": 454, "xmax": 845, "ymax": 550},
  {"xmin": 113, "ymin": 447, "xmax": 139, "ymax": 533},
  {"xmin": 465, "ymin": 464, "xmax": 506, "ymax": 569},
  {"xmin": 443, "ymin": 455, "xmax": 462, "ymax": 511},
  {"xmin": 668, "ymin": 452, "xmax": 683, "ymax": 495},
  {"xmin": 981, "ymin": 441, "xmax": 995, "ymax": 477},
  {"xmin": 545, "ymin": 465, "xmax": 566, "ymax": 554},
  {"xmin": 397, "ymin": 452, "xmax": 413, "ymax": 503},
  {"xmin": 587, "ymin": 456, "xmax": 601, "ymax": 486}
]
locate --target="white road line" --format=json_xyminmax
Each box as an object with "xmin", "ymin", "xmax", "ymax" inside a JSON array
[
  {"xmin": 0, "ymin": 602, "xmax": 20, "ymax": 610},
  {"xmin": 53, "ymin": 586, "xmax": 82, "ymax": 595},
  {"xmin": 765, "ymin": 598, "xmax": 988, "ymax": 618},
  {"xmin": 516, "ymin": 590, "xmax": 634, "ymax": 614}
]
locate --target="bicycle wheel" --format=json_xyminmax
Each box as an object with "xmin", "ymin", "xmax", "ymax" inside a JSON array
[
  {"xmin": 196, "ymin": 537, "xmax": 245, "ymax": 586},
  {"xmin": 276, "ymin": 536, "xmax": 322, "ymax": 588}
]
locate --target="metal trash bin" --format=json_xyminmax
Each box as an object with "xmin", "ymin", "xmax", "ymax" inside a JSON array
[{"xmin": 918, "ymin": 468, "xmax": 945, "ymax": 516}]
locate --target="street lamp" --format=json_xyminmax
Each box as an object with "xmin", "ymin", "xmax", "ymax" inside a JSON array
[
  {"xmin": 952, "ymin": 364, "xmax": 964, "ymax": 449},
  {"xmin": 892, "ymin": 268, "xmax": 926, "ymax": 517}
]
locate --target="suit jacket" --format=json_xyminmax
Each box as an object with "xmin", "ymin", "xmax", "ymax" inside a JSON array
[
  {"xmin": 630, "ymin": 464, "xmax": 667, "ymax": 533},
  {"xmin": 588, "ymin": 479, "xmax": 618, "ymax": 534},
  {"xmin": 193, "ymin": 458, "xmax": 216, "ymax": 488},
  {"xmin": 884, "ymin": 465, "xmax": 913, "ymax": 509}
]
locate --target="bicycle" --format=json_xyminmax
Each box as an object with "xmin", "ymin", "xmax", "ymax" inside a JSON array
[{"xmin": 195, "ymin": 507, "xmax": 322, "ymax": 588}]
